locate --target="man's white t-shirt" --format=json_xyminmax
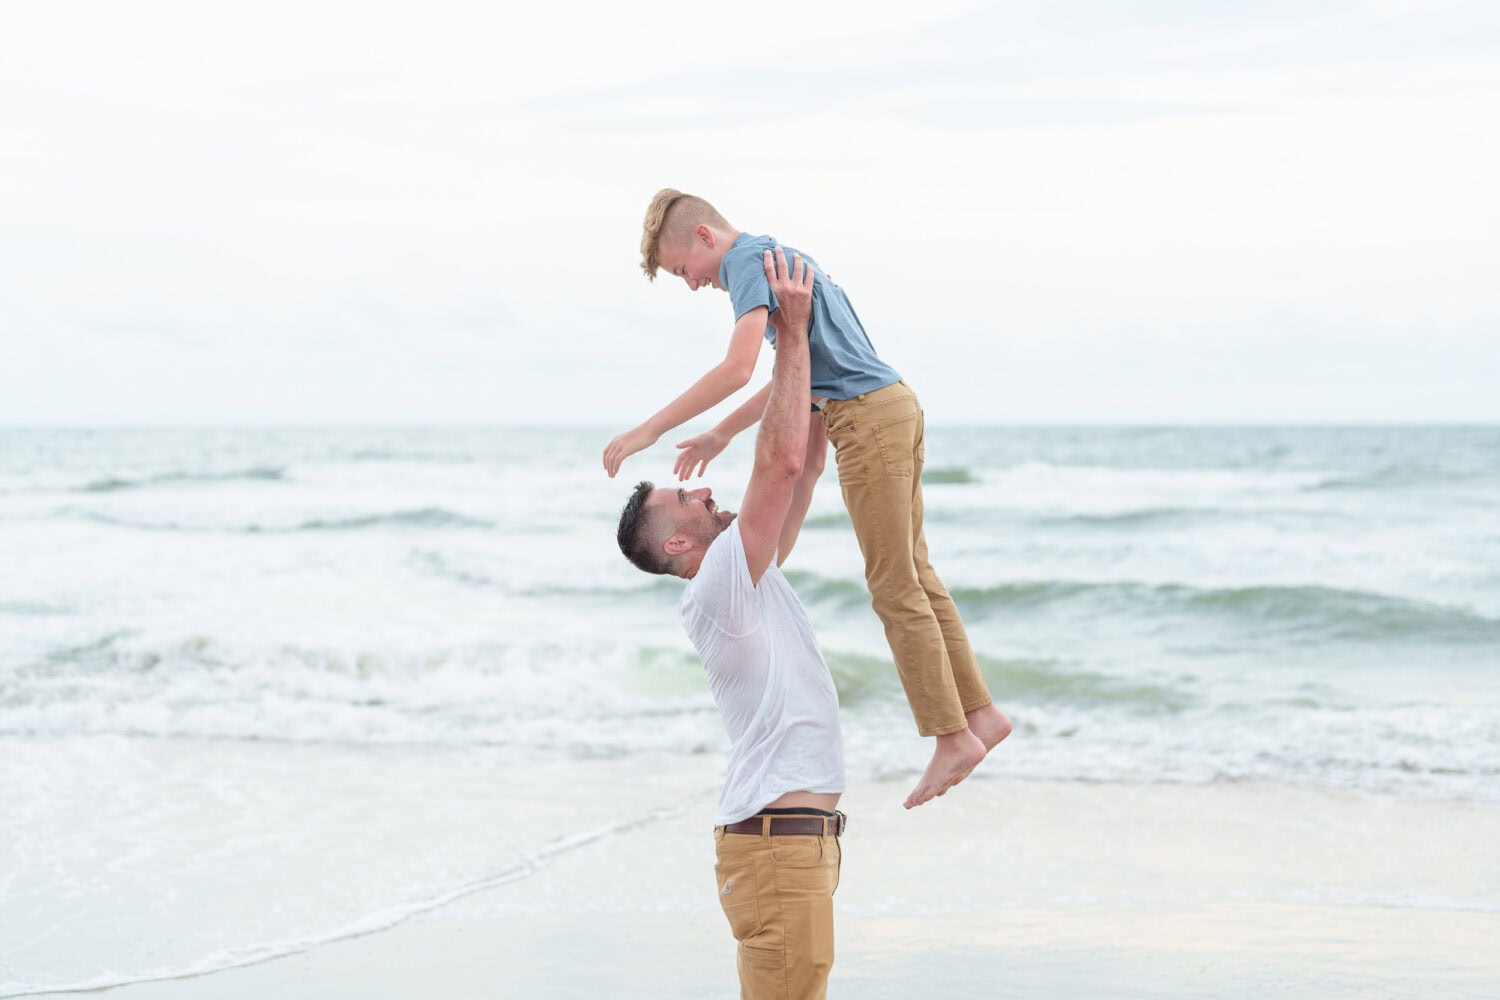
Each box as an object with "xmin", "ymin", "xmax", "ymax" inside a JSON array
[{"xmin": 680, "ymin": 522, "xmax": 846, "ymax": 825}]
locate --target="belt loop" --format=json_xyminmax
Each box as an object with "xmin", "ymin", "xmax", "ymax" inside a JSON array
[{"xmin": 760, "ymin": 815, "xmax": 771, "ymax": 841}]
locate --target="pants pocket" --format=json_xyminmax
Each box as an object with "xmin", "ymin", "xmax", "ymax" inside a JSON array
[
  {"xmin": 714, "ymin": 855, "xmax": 760, "ymax": 942},
  {"xmin": 872, "ymin": 411, "xmax": 917, "ymax": 478},
  {"xmin": 828, "ymin": 418, "xmax": 869, "ymax": 488},
  {"xmin": 770, "ymin": 836, "xmax": 825, "ymax": 867},
  {"xmin": 772, "ymin": 837, "xmax": 835, "ymax": 897}
]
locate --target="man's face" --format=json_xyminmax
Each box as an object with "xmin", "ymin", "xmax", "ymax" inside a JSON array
[
  {"xmin": 647, "ymin": 485, "xmax": 735, "ymax": 549},
  {"xmin": 658, "ymin": 232, "xmax": 722, "ymax": 292}
]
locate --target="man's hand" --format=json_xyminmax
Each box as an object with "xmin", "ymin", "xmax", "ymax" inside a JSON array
[
  {"xmin": 674, "ymin": 428, "xmax": 729, "ymax": 481},
  {"xmin": 765, "ymin": 247, "xmax": 813, "ymax": 342},
  {"xmin": 602, "ymin": 425, "xmax": 660, "ymax": 478}
]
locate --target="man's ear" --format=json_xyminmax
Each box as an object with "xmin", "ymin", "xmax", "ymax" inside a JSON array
[
  {"xmin": 664, "ymin": 534, "xmax": 691, "ymax": 556},
  {"xmin": 695, "ymin": 224, "xmax": 716, "ymax": 249}
]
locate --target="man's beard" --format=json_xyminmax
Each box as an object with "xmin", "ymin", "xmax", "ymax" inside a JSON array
[{"xmin": 702, "ymin": 507, "xmax": 735, "ymax": 541}]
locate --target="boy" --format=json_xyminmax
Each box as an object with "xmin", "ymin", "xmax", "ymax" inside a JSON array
[{"xmin": 604, "ymin": 189, "xmax": 1010, "ymax": 808}]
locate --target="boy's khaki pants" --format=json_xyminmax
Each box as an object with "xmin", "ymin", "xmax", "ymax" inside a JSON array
[
  {"xmin": 714, "ymin": 821, "xmax": 842, "ymax": 999},
  {"xmin": 821, "ymin": 381, "xmax": 993, "ymax": 736}
]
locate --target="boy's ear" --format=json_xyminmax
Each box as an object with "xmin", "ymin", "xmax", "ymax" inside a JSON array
[{"xmin": 694, "ymin": 224, "xmax": 716, "ymax": 249}]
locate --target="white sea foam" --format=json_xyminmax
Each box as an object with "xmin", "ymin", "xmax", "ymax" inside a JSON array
[{"xmin": 4, "ymin": 427, "xmax": 1497, "ymax": 784}]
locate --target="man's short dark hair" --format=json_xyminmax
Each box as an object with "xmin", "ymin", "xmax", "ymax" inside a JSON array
[{"xmin": 617, "ymin": 480, "xmax": 673, "ymax": 575}]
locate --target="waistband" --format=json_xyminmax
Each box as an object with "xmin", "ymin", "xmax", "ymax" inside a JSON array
[
  {"xmin": 717, "ymin": 810, "xmax": 846, "ymax": 838},
  {"xmin": 821, "ymin": 381, "xmax": 913, "ymax": 413}
]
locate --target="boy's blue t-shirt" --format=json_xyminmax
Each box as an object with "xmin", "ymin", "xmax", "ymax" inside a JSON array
[{"xmin": 718, "ymin": 233, "xmax": 900, "ymax": 400}]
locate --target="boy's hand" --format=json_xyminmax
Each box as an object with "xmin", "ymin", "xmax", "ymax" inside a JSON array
[
  {"xmin": 603, "ymin": 425, "xmax": 660, "ymax": 478},
  {"xmin": 764, "ymin": 247, "xmax": 813, "ymax": 341},
  {"xmin": 674, "ymin": 429, "xmax": 729, "ymax": 481}
]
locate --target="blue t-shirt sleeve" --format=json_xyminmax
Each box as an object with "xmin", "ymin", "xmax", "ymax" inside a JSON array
[{"xmin": 723, "ymin": 246, "xmax": 780, "ymax": 332}]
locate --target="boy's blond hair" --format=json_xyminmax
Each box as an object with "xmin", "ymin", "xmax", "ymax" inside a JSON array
[{"xmin": 639, "ymin": 188, "xmax": 731, "ymax": 281}]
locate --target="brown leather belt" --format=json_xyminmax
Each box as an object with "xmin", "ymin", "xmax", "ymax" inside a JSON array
[{"xmin": 719, "ymin": 811, "xmax": 846, "ymax": 838}]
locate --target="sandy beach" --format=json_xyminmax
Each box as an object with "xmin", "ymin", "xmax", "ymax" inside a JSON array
[{"xmin": 28, "ymin": 747, "xmax": 1498, "ymax": 1000}]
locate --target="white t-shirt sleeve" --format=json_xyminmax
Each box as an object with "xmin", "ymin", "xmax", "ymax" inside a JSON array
[{"xmin": 685, "ymin": 523, "xmax": 759, "ymax": 636}]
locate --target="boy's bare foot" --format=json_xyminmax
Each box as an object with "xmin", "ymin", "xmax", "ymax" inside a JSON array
[
  {"xmin": 966, "ymin": 703, "xmax": 1013, "ymax": 752},
  {"xmin": 904, "ymin": 729, "xmax": 986, "ymax": 809}
]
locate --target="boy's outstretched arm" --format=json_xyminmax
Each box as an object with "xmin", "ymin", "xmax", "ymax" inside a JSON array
[
  {"xmin": 672, "ymin": 381, "xmax": 772, "ymax": 481},
  {"xmin": 602, "ymin": 308, "xmax": 768, "ymax": 478}
]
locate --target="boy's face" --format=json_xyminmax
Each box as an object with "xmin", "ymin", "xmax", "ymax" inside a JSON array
[{"xmin": 658, "ymin": 228, "xmax": 723, "ymax": 292}]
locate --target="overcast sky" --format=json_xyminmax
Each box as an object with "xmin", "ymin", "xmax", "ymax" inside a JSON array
[{"xmin": 3, "ymin": 1, "xmax": 1497, "ymax": 426}]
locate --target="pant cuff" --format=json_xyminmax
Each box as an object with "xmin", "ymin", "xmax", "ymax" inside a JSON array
[{"xmin": 920, "ymin": 721, "xmax": 971, "ymax": 738}]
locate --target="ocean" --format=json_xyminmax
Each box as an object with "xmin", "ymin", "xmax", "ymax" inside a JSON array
[{"xmin": 2, "ymin": 424, "xmax": 1497, "ymax": 995}]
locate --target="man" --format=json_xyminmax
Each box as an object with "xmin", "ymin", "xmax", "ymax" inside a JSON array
[{"xmin": 616, "ymin": 247, "xmax": 843, "ymax": 999}]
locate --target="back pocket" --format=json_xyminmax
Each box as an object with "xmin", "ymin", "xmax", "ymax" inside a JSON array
[{"xmin": 873, "ymin": 413, "xmax": 917, "ymax": 478}]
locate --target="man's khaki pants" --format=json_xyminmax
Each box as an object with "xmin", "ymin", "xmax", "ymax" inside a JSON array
[
  {"xmin": 713, "ymin": 820, "xmax": 842, "ymax": 999},
  {"xmin": 821, "ymin": 380, "xmax": 993, "ymax": 736}
]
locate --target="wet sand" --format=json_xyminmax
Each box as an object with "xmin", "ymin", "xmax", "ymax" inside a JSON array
[{"xmin": 49, "ymin": 770, "xmax": 1500, "ymax": 1000}]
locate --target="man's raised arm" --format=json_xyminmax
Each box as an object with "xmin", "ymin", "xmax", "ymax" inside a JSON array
[{"xmin": 736, "ymin": 247, "xmax": 814, "ymax": 585}]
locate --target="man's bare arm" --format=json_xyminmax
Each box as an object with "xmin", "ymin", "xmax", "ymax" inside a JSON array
[{"xmin": 736, "ymin": 249, "xmax": 813, "ymax": 585}]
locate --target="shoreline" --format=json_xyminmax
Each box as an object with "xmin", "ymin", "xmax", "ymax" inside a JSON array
[{"xmin": 15, "ymin": 768, "xmax": 1499, "ymax": 1000}]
